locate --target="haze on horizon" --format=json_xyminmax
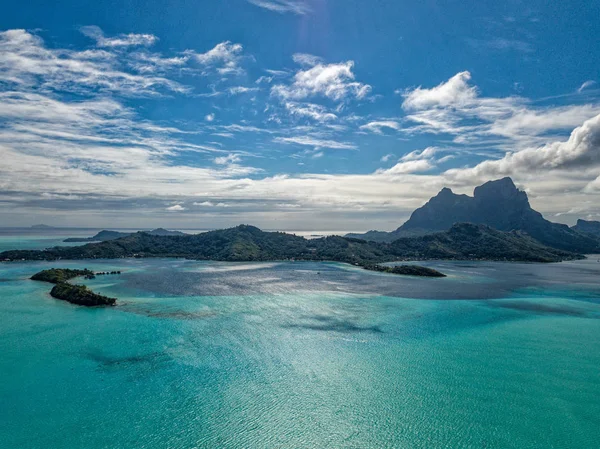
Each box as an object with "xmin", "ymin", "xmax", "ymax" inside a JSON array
[{"xmin": 1, "ymin": 1, "xmax": 599, "ymax": 231}]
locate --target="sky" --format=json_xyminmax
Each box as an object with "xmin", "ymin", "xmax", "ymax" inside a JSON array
[{"xmin": 0, "ymin": 0, "xmax": 599, "ymax": 231}]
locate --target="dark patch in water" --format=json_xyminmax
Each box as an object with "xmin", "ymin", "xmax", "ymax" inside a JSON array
[
  {"xmin": 119, "ymin": 304, "xmax": 217, "ymax": 320},
  {"xmin": 85, "ymin": 350, "xmax": 169, "ymax": 369},
  {"xmin": 283, "ymin": 314, "xmax": 384, "ymax": 333},
  {"xmin": 490, "ymin": 300, "xmax": 590, "ymax": 317}
]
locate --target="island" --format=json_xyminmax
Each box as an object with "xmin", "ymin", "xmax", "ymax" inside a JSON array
[
  {"xmin": 31, "ymin": 268, "xmax": 117, "ymax": 306},
  {"xmin": 363, "ymin": 264, "xmax": 447, "ymax": 277},
  {"xmin": 2, "ymin": 223, "xmax": 583, "ymax": 266},
  {"xmin": 64, "ymin": 228, "xmax": 187, "ymax": 242}
]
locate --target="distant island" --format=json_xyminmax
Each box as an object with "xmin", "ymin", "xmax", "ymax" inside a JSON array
[
  {"xmin": 64, "ymin": 228, "xmax": 187, "ymax": 242},
  {"xmin": 346, "ymin": 177, "xmax": 600, "ymax": 254},
  {"xmin": 31, "ymin": 224, "xmax": 56, "ymax": 229},
  {"xmin": 2, "ymin": 179, "xmax": 595, "ymax": 273},
  {"xmin": 1, "ymin": 222, "xmax": 581, "ymax": 266},
  {"xmin": 363, "ymin": 264, "xmax": 446, "ymax": 277},
  {"xmin": 31, "ymin": 268, "xmax": 116, "ymax": 306}
]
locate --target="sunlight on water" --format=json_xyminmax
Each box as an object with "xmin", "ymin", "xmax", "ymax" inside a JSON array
[{"xmin": 1, "ymin": 250, "xmax": 600, "ymax": 448}]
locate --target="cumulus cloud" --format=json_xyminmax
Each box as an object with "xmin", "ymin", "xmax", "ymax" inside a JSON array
[
  {"xmin": 166, "ymin": 204, "xmax": 186, "ymax": 211},
  {"xmin": 402, "ymin": 71, "xmax": 478, "ymax": 111},
  {"xmin": 446, "ymin": 113, "xmax": 600, "ymax": 182},
  {"xmin": 376, "ymin": 159, "xmax": 435, "ymax": 175},
  {"xmin": 272, "ymin": 60, "xmax": 371, "ymax": 102},
  {"xmin": 400, "ymin": 71, "xmax": 600, "ymax": 150},
  {"xmin": 190, "ymin": 41, "xmax": 245, "ymax": 75}
]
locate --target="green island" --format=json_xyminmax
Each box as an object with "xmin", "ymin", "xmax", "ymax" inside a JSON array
[
  {"xmin": 0, "ymin": 223, "xmax": 581, "ymax": 266},
  {"xmin": 31, "ymin": 268, "xmax": 116, "ymax": 307},
  {"xmin": 363, "ymin": 264, "xmax": 447, "ymax": 277}
]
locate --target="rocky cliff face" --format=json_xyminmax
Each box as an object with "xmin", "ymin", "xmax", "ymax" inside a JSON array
[{"xmin": 348, "ymin": 177, "xmax": 600, "ymax": 253}]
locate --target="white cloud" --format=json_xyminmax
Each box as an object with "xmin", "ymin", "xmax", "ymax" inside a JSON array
[
  {"xmin": 228, "ymin": 86, "xmax": 259, "ymax": 95},
  {"xmin": 285, "ymin": 102, "xmax": 337, "ymax": 121},
  {"xmin": 401, "ymin": 147, "xmax": 438, "ymax": 161},
  {"xmin": 247, "ymin": 0, "xmax": 311, "ymax": 15},
  {"xmin": 205, "ymin": 113, "xmax": 215, "ymax": 122},
  {"xmin": 376, "ymin": 159, "xmax": 435, "ymax": 175},
  {"xmin": 380, "ymin": 153, "xmax": 394, "ymax": 162},
  {"xmin": 190, "ymin": 41, "xmax": 245, "ymax": 75},
  {"xmin": 402, "ymin": 71, "xmax": 478, "ymax": 111},
  {"xmin": 166, "ymin": 204, "xmax": 186, "ymax": 211},
  {"xmin": 0, "ymin": 29, "xmax": 189, "ymax": 97},
  {"xmin": 578, "ymin": 80, "xmax": 596, "ymax": 93},
  {"xmin": 292, "ymin": 53, "xmax": 323, "ymax": 66},
  {"xmin": 214, "ymin": 154, "xmax": 242, "ymax": 165},
  {"xmin": 400, "ymin": 71, "xmax": 600, "ymax": 151},
  {"xmin": 446, "ymin": 113, "xmax": 600, "ymax": 183},
  {"xmin": 274, "ymin": 136, "xmax": 357, "ymax": 149},
  {"xmin": 272, "ymin": 60, "xmax": 371, "ymax": 102},
  {"xmin": 128, "ymin": 52, "xmax": 188, "ymax": 73},
  {"xmin": 80, "ymin": 25, "xmax": 158, "ymax": 48},
  {"xmin": 360, "ymin": 121, "xmax": 402, "ymax": 134}
]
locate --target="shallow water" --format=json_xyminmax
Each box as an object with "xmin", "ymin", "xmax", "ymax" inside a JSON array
[{"xmin": 1, "ymin": 245, "xmax": 600, "ymax": 447}]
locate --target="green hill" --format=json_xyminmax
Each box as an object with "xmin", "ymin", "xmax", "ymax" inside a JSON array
[{"xmin": 1, "ymin": 223, "xmax": 581, "ymax": 264}]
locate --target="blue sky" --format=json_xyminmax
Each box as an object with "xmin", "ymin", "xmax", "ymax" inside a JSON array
[{"xmin": 1, "ymin": 0, "xmax": 599, "ymax": 230}]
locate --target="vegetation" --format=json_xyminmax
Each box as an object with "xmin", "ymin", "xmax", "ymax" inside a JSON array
[
  {"xmin": 31, "ymin": 268, "xmax": 95, "ymax": 283},
  {"xmin": 31, "ymin": 268, "xmax": 117, "ymax": 306},
  {"xmin": 3, "ymin": 223, "xmax": 582, "ymax": 266},
  {"xmin": 362, "ymin": 264, "xmax": 446, "ymax": 277},
  {"xmin": 49, "ymin": 283, "xmax": 116, "ymax": 306},
  {"xmin": 64, "ymin": 228, "xmax": 186, "ymax": 242},
  {"xmin": 387, "ymin": 223, "xmax": 581, "ymax": 263},
  {"xmin": 347, "ymin": 177, "xmax": 600, "ymax": 254}
]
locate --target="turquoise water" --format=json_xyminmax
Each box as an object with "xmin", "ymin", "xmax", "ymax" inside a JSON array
[{"xmin": 1, "ymin": 246, "xmax": 600, "ymax": 447}]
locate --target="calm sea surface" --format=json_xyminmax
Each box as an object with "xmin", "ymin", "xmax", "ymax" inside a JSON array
[{"xmin": 1, "ymin": 232, "xmax": 599, "ymax": 448}]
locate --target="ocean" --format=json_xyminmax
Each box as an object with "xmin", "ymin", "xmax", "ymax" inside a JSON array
[{"xmin": 1, "ymin": 231, "xmax": 599, "ymax": 448}]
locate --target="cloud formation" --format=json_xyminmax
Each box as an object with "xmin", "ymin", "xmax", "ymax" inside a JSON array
[
  {"xmin": 272, "ymin": 59, "xmax": 371, "ymax": 102},
  {"xmin": 247, "ymin": 0, "xmax": 311, "ymax": 15},
  {"xmin": 80, "ymin": 25, "xmax": 158, "ymax": 47}
]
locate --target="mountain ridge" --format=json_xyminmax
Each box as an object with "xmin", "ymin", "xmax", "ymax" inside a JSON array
[
  {"xmin": 0, "ymin": 223, "xmax": 581, "ymax": 264},
  {"xmin": 347, "ymin": 177, "xmax": 600, "ymax": 253}
]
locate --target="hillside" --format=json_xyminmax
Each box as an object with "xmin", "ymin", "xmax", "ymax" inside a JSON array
[
  {"xmin": 572, "ymin": 219, "xmax": 600, "ymax": 238},
  {"xmin": 64, "ymin": 228, "xmax": 187, "ymax": 242},
  {"xmin": 1, "ymin": 223, "xmax": 581, "ymax": 264},
  {"xmin": 348, "ymin": 178, "xmax": 600, "ymax": 253},
  {"xmin": 387, "ymin": 223, "xmax": 579, "ymax": 262}
]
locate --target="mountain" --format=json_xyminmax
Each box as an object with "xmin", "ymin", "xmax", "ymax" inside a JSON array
[
  {"xmin": 63, "ymin": 228, "xmax": 187, "ymax": 242},
  {"xmin": 0, "ymin": 223, "xmax": 580, "ymax": 264},
  {"xmin": 388, "ymin": 223, "xmax": 578, "ymax": 262},
  {"xmin": 347, "ymin": 177, "xmax": 600, "ymax": 253},
  {"xmin": 571, "ymin": 219, "xmax": 600, "ymax": 238}
]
